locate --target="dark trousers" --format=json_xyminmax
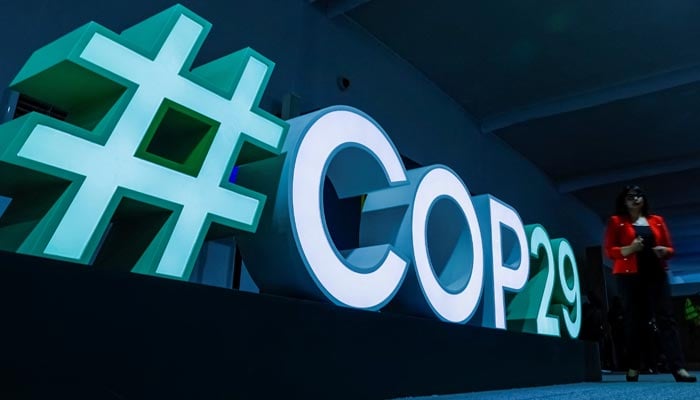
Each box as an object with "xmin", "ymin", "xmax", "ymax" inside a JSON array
[{"xmin": 616, "ymin": 269, "xmax": 684, "ymax": 372}]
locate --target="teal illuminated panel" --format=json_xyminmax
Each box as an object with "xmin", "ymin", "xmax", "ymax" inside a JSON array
[{"xmin": 0, "ymin": 5, "xmax": 287, "ymax": 280}]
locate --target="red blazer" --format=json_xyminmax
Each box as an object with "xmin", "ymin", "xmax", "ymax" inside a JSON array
[{"xmin": 603, "ymin": 214, "xmax": 674, "ymax": 274}]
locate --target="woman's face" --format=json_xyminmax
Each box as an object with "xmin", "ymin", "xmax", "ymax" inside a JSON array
[{"xmin": 625, "ymin": 191, "xmax": 644, "ymax": 211}]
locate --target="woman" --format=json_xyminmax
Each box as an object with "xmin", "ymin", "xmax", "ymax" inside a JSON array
[{"xmin": 603, "ymin": 185, "xmax": 696, "ymax": 382}]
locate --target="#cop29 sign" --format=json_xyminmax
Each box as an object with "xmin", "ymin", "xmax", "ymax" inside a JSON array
[{"xmin": 0, "ymin": 5, "xmax": 580, "ymax": 339}]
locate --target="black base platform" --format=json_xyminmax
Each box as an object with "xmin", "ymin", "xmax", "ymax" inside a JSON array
[{"xmin": 1, "ymin": 251, "xmax": 600, "ymax": 399}]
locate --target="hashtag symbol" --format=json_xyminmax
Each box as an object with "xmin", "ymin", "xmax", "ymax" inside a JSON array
[{"xmin": 0, "ymin": 6, "xmax": 286, "ymax": 279}]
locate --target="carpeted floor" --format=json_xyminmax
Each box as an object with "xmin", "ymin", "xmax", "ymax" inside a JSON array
[{"xmin": 397, "ymin": 372, "xmax": 700, "ymax": 400}]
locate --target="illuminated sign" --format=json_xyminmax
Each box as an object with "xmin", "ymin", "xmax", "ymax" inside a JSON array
[
  {"xmin": 237, "ymin": 107, "xmax": 581, "ymax": 338},
  {"xmin": 0, "ymin": 5, "xmax": 287, "ymax": 279},
  {"xmin": 0, "ymin": 5, "xmax": 580, "ymax": 339}
]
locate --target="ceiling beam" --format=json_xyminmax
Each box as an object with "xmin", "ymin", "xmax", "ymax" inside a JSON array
[
  {"xmin": 671, "ymin": 233, "xmax": 700, "ymax": 241},
  {"xmin": 481, "ymin": 64, "xmax": 700, "ymax": 133},
  {"xmin": 557, "ymin": 154, "xmax": 700, "ymax": 193},
  {"xmin": 668, "ymin": 228, "xmax": 700, "ymax": 239},
  {"xmin": 315, "ymin": 0, "xmax": 373, "ymax": 18},
  {"xmin": 654, "ymin": 207, "xmax": 700, "ymax": 224}
]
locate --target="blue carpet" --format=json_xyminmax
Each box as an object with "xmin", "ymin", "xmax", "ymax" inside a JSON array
[{"xmin": 397, "ymin": 372, "xmax": 699, "ymax": 400}]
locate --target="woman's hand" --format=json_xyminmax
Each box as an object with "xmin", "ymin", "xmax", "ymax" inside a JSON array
[
  {"xmin": 653, "ymin": 246, "xmax": 669, "ymax": 259},
  {"xmin": 629, "ymin": 236, "xmax": 644, "ymax": 252},
  {"xmin": 621, "ymin": 236, "xmax": 644, "ymax": 256}
]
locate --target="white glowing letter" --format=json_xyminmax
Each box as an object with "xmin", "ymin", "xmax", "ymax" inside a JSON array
[
  {"xmin": 489, "ymin": 199, "xmax": 530, "ymax": 329},
  {"xmin": 411, "ymin": 167, "xmax": 484, "ymax": 323},
  {"xmin": 291, "ymin": 110, "xmax": 409, "ymax": 309}
]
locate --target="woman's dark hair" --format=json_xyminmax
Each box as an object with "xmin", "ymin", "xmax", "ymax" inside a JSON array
[{"xmin": 614, "ymin": 184, "xmax": 650, "ymax": 216}]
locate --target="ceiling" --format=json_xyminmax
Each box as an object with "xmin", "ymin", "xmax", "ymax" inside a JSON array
[{"xmin": 316, "ymin": 0, "xmax": 700, "ymax": 282}]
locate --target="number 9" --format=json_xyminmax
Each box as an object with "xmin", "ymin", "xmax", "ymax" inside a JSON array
[{"xmin": 551, "ymin": 238, "xmax": 581, "ymax": 339}]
